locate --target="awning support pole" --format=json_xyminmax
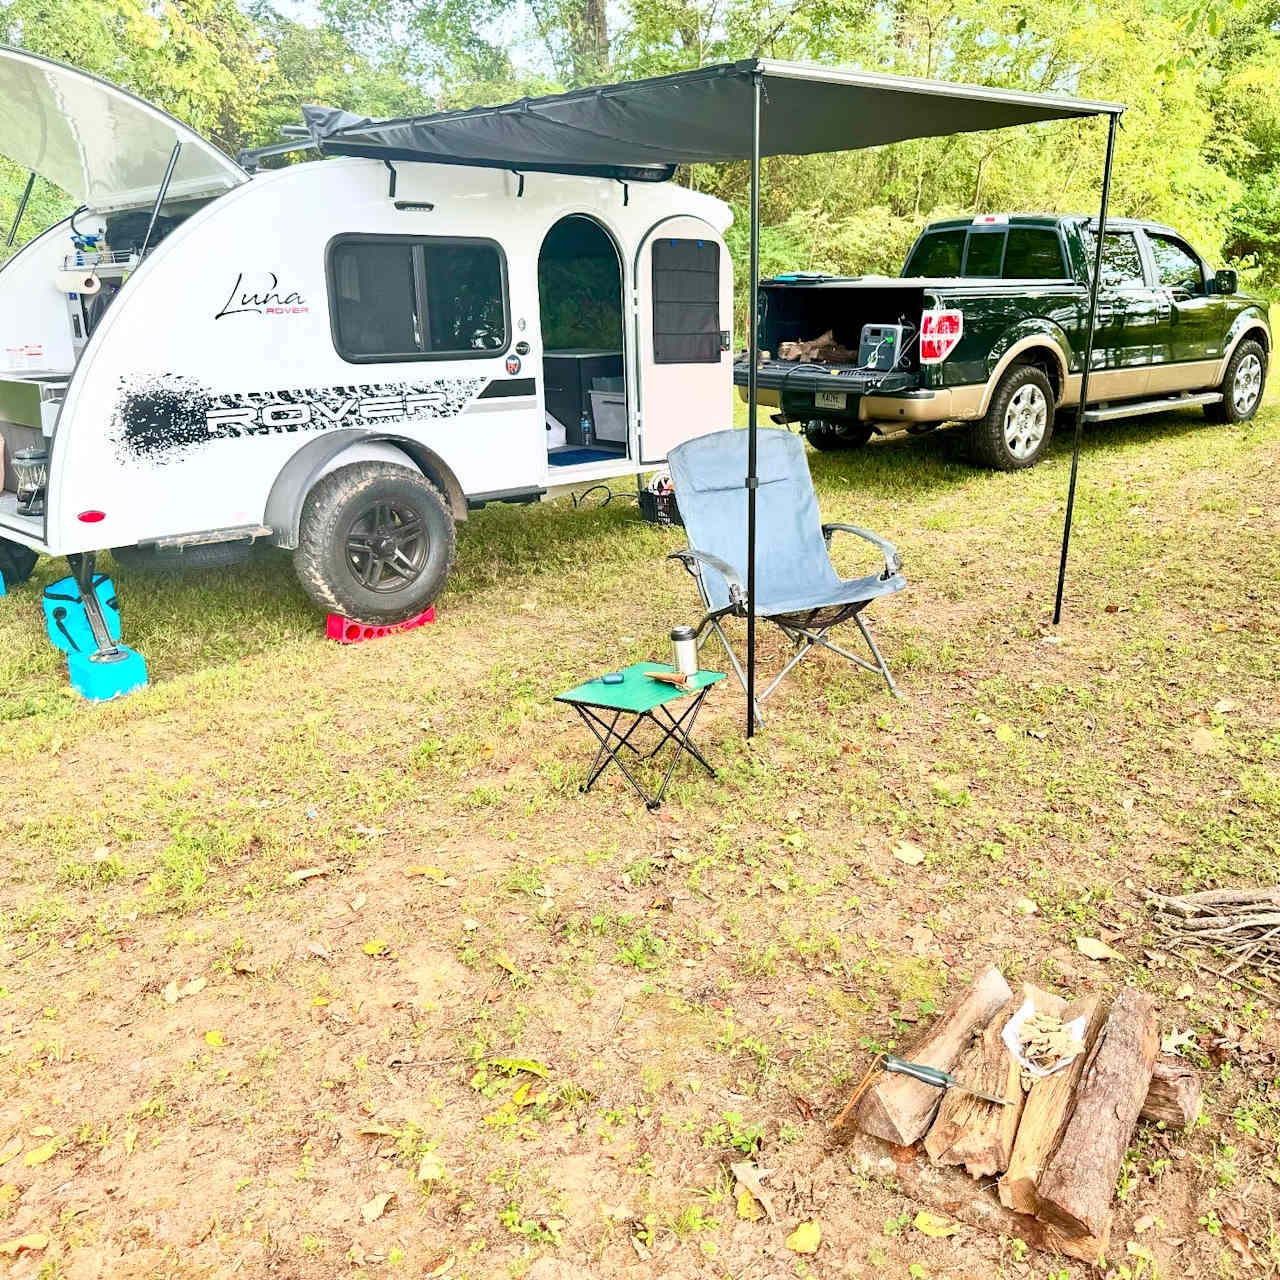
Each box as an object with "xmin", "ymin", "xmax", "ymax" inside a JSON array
[
  {"xmin": 139, "ymin": 141, "xmax": 183, "ymax": 259},
  {"xmin": 745, "ymin": 70, "xmax": 762, "ymax": 738},
  {"xmin": 1053, "ymin": 112, "xmax": 1118, "ymax": 624},
  {"xmin": 6, "ymin": 171, "xmax": 36, "ymax": 248}
]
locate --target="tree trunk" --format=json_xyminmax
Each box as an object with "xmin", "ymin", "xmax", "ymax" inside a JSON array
[
  {"xmin": 847, "ymin": 1132, "xmax": 1110, "ymax": 1265},
  {"xmin": 924, "ymin": 986, "xmax": 1061, "ymax": 1178},
  {"xmin": 842, "ymin": 965, "xmax": 1012, "ymax": 1146},
  {"xmin": 1036, "ymin": 989, "xmax": 1158, "ymax": 1239},
  {"xmin": 1140, "ymin": 1055, "xmax": 1201, "ymax": 1129},
  {"xmin": 998, "ymin": 994, "xmax": 1106, "ymax": 1215}
]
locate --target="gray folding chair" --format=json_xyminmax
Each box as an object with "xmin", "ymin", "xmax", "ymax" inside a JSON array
[{"xmin": 667, "ymin": 428, "xmax": 906, "ymax": 725}]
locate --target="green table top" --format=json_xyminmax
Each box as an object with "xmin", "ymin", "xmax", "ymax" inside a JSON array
[{"xmin": 556, "ymin": 662, "xmax": 724, "ymax": 714}]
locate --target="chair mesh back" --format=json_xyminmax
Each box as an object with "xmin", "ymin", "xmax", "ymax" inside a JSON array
[{"xmin": 668, "ymin": 429, "xmax": 838, "ymax": 612}]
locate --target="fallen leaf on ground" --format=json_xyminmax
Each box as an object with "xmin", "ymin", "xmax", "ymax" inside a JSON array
[
  {"xmin": 994, "ymin": 723, "xmax": 1016, "ymax": 743},
  {"xmin": 1162, "ymin": 1027, "xmax": 1197, "ymax": 1055},
  {"xmin": 1076, "ymin": 937, "xmax": 1122, "ymax": 961},
  {"xmin": 162, "ymin": 979, "xmax": 180, "ymax": 1005},
  {"xmin": 1189, "ymin": 726, "xmax": 1221, "ymax": 755},
  {"xmin": 0, "ymin": 1233, "xmax": 48, "ymax": 1256},
  {"xmin": 736, "ymin": 1189, "xmax": 764, "ymax": 1220},
  {"xmin": 417, "ymin": 1151, "xmax": 446, "ymax": 1182},
  {"xmin": 786, "ymin": 1220, "xmax": 821, "ymax": 1254},
  {"xmin": 361, "ymin": 1191, "xmax": 394, "ymax": 1223},
  {"xmin": 22, "ymin": 1140, "xmax": 57, "ymax": 1166},
  {"xmin": 204, "ymin": 1029, "xmax": 226, "ymax": 1048},
  {"xmin": 286, "ymin": 867, "xmax": 326, "ymax": 884},
  {"xmin": 729, "ymin": 1160, "xmax": 777, "ymax": 1222},
  {"xmin": 892, "ymin": 841, "xmax": 926, "ymax": 867},
  {"xmin": 0, "ymin": 1137, "xmax": 20, "ymax": 1166},
  {"xmin": 351, "ymin": 892, "xmax": 368, "ymax": 912},
  {"xmin": 357, "ymin": 1124, "xmax": 399, "ymax": 1137},
  {"xmin": 1013, "ymin": 897, "xmax": 1038, "ymax": 916},
  {"xmin": 182, "ymin": 977, "xmax": 207, "ymax": 997},
  {"xmin": 1175, "ymin": 983, "xmax": 1194, "ymax": 1000},
  {"xmin": 362, "ymin": 939, "xmax": 389, "ymax": 957},
  {"xmin": 425, "ymin": 1254, "xmax": 455, "ymax": 1277},
  {"xmin": 913, "ymin": 1210, "xmax": 959, "ymax": 1238}
]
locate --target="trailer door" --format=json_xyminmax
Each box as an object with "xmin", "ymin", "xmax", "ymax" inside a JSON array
[{"xmin": 635, "ymin": 217, "xmax": 732, "ymax": 464}]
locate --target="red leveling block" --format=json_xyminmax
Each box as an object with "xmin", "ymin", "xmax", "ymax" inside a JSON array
[{"xmin": 326, "ymin": 606, "xmax": 435, "ymax": 644}]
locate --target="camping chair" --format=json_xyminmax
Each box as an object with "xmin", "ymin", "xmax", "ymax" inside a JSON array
[{"xmin": 666, "ymin": 428, "xmax": 906, "ymax": 725}]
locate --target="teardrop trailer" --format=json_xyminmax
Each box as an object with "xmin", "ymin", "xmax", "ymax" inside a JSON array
[{"xmin": 0, "ymin": 46, "xmax": 734, "ymax": 665}]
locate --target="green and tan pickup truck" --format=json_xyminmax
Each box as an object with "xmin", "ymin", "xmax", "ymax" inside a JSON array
[{"xmin": 734, "ymin": 214, "xmax": 1270, "ymax": 469}]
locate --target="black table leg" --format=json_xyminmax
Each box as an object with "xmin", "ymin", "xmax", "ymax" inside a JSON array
[
  {"xmin": 647, "ymin": 687, "xmax": 714, "ymax": 808},
  {"xmin": 574, "ymin": 706, "xmax": 659, "ymax": 807}
]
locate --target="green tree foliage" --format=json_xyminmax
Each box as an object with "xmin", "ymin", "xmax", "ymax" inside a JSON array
[{"xmin": 0, "ymin": 0, "xmax": 1276, "ymax": 292}]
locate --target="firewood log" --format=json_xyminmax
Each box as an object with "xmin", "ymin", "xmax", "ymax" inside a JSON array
[
  {"xmin": 924, "ymin": 985, "xmax": 1063, "ymax": 1178},
  {"xmin": 998, "ymin": 994, "xmax": 1106, "ymax": 1215},
  {"xmin": 1140, "ymin": 1054, "xmax": 1201, "ymax": 1129},
  {"xmin": 1035, "ymin": 988, "xmax": 1158, "ymax": 1239},
  {"xmin": 847, "ymin": 965, "xmax": 1012, "ymax": 1147}
]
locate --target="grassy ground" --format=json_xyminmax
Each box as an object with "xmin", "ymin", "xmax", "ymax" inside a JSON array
[{"xmin": 1, "ymin": 391, "xmax": 1278, "ymax": 1279}]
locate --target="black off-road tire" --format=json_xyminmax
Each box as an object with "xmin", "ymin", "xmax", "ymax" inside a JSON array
[
  {"xmin": 294, "ymin": 461, "xmax": 455, "ymax": 624},
  {"xmin": 804, "ymin": 420, "xmax": 875, "ymax": 452},
  {"xmin": 1205, "ymin": 338, "xmax": 1266, "ymax": 424},
  {"xmin": 0, "ymin": 538, "xmax": 37, "ymax": 588},
  {"xmin": 110, "ymin": 541, "xmax": 257, "ymax": 573},
  {"xmin": 968, "ymin": 364, "xmax": 1055, "ymax": 471}
]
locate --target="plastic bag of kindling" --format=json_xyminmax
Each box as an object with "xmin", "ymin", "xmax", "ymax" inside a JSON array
[{"xmin": 1002, "ymin": 998, "xmax": 1087, "ymax": 1079}]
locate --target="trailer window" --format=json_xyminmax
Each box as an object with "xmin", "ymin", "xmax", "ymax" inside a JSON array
[
  {"xmin": 904, "ymin": 230, "xmax": 963, "ymax": 277},
  {"xmin": 652, "ymin": 238, "xmax": 721, "ymax": 364},
  {"xmin": 328, "ymin": 235, "xmax": 508, "ymax": 362}
]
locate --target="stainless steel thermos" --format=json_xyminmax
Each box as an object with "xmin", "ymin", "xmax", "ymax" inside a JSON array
[{"xmin": 670, "ymin": 625, "xmax": 698, "ymax": 677}]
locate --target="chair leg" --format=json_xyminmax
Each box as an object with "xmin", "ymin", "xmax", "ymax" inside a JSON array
[
  {"xmin": 854, "ymin": 612, "xmax": 901, "ymax": 699},
  {"xmin": 708, "ymin": 619, "xmax": 764, "ymax": 728}
]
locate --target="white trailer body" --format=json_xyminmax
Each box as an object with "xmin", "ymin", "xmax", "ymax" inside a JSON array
[{"xmin": 0, "ymin": 47, "xmax": 733, "ymax": 623}]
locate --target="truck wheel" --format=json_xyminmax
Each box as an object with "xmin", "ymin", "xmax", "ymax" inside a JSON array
[
  {"xmin": 1205, "ymin": 339, "xmax": 1266, "ymax": 423},
  {"xmin": 0, "ymin": 538, "xmax": 37, "ymax": 588},
  {"xmin": 805, "ymin": 421, "xmax": 874, "ymax": 451},
  {"xmin": 294, "ymin": 461, "xmax": 455, "ymax": 624},
  {"xmin": 111, "ymin": 541, "xmax": 256, "ymax": 573},
  {"xmin": 969, "ymin": 364, "xmax": 1054, "ymax": 471}
]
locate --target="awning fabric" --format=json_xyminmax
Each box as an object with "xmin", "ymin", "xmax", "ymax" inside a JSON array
[
  {"xmin": 0, "ymin": 45, "xmax": 247, "ymax": 210},
  {"xmin": 303, "ymin": 60, "xmax": 1123, "ymax": 181}
]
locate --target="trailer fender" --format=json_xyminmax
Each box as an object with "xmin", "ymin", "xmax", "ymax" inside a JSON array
[{"xmin": 265, "ymin": 431, "xmax": 467, "ymax": 548}]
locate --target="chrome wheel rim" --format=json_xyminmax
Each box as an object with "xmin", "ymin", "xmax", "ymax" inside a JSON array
[
  {"xmin": 1233, "ymin": 353, "xmax": 1263, "ymax": 415},
  {"xmin": 345, "ymin": 502, "xmax": 429, "ymax": 592},
  {"xmin": 1004, "ymin": 384, "xmax": 1048, "ymax": 460}
]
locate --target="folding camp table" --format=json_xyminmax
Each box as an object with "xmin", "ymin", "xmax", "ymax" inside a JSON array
[{"xmin": 555, "ymin": 662, "xmax": 724, "ymax": 809}]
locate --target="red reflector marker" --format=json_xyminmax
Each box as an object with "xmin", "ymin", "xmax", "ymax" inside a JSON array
[{"xmin": 77, "ymin": 510, "xmax": 105, "ymax": 523}]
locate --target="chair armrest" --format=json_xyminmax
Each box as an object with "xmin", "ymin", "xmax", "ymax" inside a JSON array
[
  {"xmin": 822, "ymin": 523, "xmax": 903, "ymax": 577},
  {"xmin": 668, "ymin": 548, "xmax": 747, "ymax": 608}
]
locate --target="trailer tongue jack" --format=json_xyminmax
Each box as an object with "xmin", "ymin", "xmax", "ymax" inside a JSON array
[{"xmin": 41, "ymin": 553, "xmax": 149, "ymax": 701}]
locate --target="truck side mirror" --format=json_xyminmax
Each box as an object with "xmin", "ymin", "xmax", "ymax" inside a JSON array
[{"xmin": 1214, "ymin": 268, "xmax": 1238, "ymax": 296}]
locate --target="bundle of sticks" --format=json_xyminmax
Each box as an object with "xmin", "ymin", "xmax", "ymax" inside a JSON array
[
  {"xmin": 1146, "ymin": 886, "xmax": 1280, "ymax": 976},
  {"xmin": 777, "ymin": 329, "xmax": 857, "ymax": 364}
]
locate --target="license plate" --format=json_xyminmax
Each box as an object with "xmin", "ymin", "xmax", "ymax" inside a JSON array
[{"xmin": 814, "ymin": 390, "xmax": 847, "ymax": 410}]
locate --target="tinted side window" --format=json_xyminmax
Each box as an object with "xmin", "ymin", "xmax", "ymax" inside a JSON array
[
  {"xmin": 906, "ymin": 230, "xmax": 964, "ymax": 276},
  {"xmin": 963, "ymin": 230, "xmax": 1005, "ymax": 276},
  {"xmin": 423, "ymin": 242, "xmax": 507, "ymax": 351},
  {"xmin": 652, "ymin": 238, "xmax": 720, "ymax": 364},
  {"xmin": 329, "ymin": 236, "xmax": 507, "ymax": 362},
  {"xmin": 1084, "ymin": 231, "xmax": 1146, "ymax": 288},
  {"xmin": 1002, "ymin": 228, "xmax": 1066, "ymax": 279},
  {"xmin": 330, "ymin": 241, "xmax": 421, "ymax": 358},
  {"xmin": 1147, "ymin": 234, "xmax": 1204, "ymax": 293}
]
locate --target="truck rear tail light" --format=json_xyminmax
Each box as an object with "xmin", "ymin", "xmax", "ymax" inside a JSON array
[{"xmin": 920, "ymin": 309, "xmax": 963, "ymax": 364}]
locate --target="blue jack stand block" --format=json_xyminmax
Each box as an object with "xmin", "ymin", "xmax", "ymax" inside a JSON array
[
  {"xmin": 0, "ymin": 575, "xmax": 6, "ymax": 598},
  {"xmin": 67, "ymin": 645, "xmax": 148, "ymax": 702},
  {"xmin": 43, "ymin": 573, "xmax": 121, "ymax": 653}
]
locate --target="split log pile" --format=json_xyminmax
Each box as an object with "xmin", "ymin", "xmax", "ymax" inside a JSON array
[
  {"xmin": 1147, "ymin": 886, "xmax": 1280, "ymax": 979},
  {"xmin": 777, "ymin": 330, "xmax": 857, "ymax": 364},
  {"xmin": 835, "ymin": 968, "xmax": 1200, "ymax": 1264}
]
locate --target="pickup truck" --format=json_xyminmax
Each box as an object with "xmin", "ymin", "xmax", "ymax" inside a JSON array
[{"xmin": 734, "ymin": 214, "xmax": 1271, "ymax": 470}]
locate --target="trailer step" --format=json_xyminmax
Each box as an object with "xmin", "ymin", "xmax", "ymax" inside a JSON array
[
  {"xmin": 152, "ymin": 524, "xmax": 272, "ymax": 550},
  {"xmin": 1082, "ymin": 392, "xmax": 1222, "ymax": 423}
]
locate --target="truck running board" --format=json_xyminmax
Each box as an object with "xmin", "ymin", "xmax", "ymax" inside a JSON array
[{"xmin": 1082, "ymin": 391, "xmax": 1222, "ymax": 423}]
